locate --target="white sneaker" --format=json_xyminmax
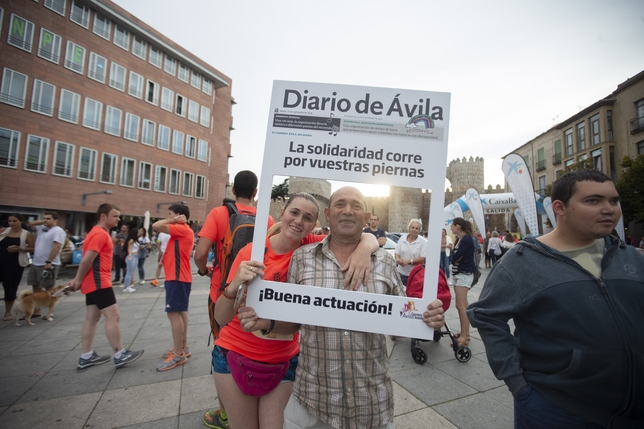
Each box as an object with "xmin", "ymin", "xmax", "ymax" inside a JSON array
[
  {"xmin": 139, "ymin": 280, "xmax": 145, "ymax": 285},
  {"xmin": 123, "ymin": 286, "xmax": 136, "ymax": 293}
]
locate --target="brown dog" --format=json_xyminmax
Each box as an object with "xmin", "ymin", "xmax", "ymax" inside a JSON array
[{"xmin": 13, "ymin": 284, "xmax": 69, "ymax": 326}]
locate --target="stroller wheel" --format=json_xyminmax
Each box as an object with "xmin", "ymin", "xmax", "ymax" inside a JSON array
[
  {"xmin": 454, "ymin": 346, "xmax": 472, "ymax": 363},
  {"xmin": 433, "ymin": 330, "xmax": 441, "ymax": 342},
  {"xmin": 411, "ymin": 346, "xmax": 427, "ymax": 365}
]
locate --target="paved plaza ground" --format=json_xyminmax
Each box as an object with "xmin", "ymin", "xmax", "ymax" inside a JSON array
[{"xmin": 0, "ymin": 256, "xmax": 514, "ymax": 428}]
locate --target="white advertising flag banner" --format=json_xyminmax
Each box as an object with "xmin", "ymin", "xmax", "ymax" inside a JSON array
[
  {"xmin": 615, "ymin": 203, "xmax": 625, "ymax": 242},
  {"xmin": 247, "ymin": 80, "xmax": 450, "ymax": 340},
  {"xmin": 503, "ymin": 154, "xmax": 538, "ymax": 234},
  {"xmin": 543, "ymin": 197, "xmax": 557, "ymax": 228},
  {"xmin": 514, "ymin": 208, "xmax": 527, "ymax": 237},
  {"xmin": 465, "ymin": 188, "xmax": 485, "ymax": 236}
]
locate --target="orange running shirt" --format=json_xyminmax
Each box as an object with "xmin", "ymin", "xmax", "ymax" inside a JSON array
[
  {"xmin": 80, "ymin": 226, "xmax": 113, "ymax": 294},
  {"xmin": 197, "ymin": 203, "xmax": 274, "ymax": 302},
  {"xmin": 163, "ymin": 223, "xmax": 194, "ymax": 283},
  {"xmin": 215, "ymin": 234, "xmax": 322, "ymax": 363}
]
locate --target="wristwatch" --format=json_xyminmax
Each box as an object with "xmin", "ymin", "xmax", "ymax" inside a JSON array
[
  {"xmin": 197, "ymin": 268, "xmax": 207, "ymax": 276},
  {"xmin": 45, "ymin": 260, "xmax": 52, "ymax": 264},
  {"xmin": 261, "ymin": 319, "xmax": 275, "ymax": 336}
]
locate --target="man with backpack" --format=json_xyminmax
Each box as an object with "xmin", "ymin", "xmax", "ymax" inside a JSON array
[{"xmin": 194, "ymin": 170, "xmax": 274, "ymax": 429}]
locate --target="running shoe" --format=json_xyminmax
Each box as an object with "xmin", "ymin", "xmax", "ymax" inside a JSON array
[
  {"xmin": 203, "ymin": 409, "xmax": 230, "ymax": 429},
  {"xmin": 156, "ymin": 351, "xmax": 187, "ymax": 371},
  {"xmin": 77, "ymin": 350, "xmax": 110, "ymax": 370},
  {"xmin": 163, "ymin": 346, "xmax": 191, "ymax": 358},
  {"xmin": 114, "ymin": 349, "xmax": 144, "ymax": 368}
]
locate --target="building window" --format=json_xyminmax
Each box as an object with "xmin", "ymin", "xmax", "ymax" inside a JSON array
[
  {"xmin": 70, "ymin": 1, "xmax": 90, "ymax": 28},
  {"xmin": 0, "ymin": 127, "xmax": 20, "ymax": 168},
  {"xmin": 576, "ymin": 121, "xmax": 586, "ymax": 151},
  {"xmin": 105, "ymin": 106, "xmax": 122, "ymax": 136},
  {"xmin": 536, "ymin": 147, "xmax": 545, "ymax": 171},
  {"xmin": 185, "ymin": 135, "xmax": 196, "ymax": 158},
  {"xmin": 8, "ymin": 14, "xmax": 35, "ymax": 52},
  {"xmin": 195, "ymin": 175, "xmax": 206, "ymax": 199},
  {"xmin": 128, "ymin": 71, "xmax": 144, "ymax": 99},
  {"xmin": 64, "ymin": 41, "xmax": 86, "ymax": 74},
  {"xmin": 198, "ymin": 139, "xmax": 207, "ymax": 162},
  {"xmin": 564, "ymin": 128, "xmax": 573, "ymax": 156},
  {"xmin": 523, "ymin": 155, "xmax": 530, "ymax": 172},
  {"xmin": 175, "ymin": 94, "xmax": 185, "ymax": 117},
  {"xmin": 182, "ymin": 172, "xmax": 193, "ymax": 197},
  {"xmin": 191, "ymin": 70, "xmax": 201, "ymax": 89},
  {"xmin": 132, "ymin": 36, "xmax": 146, "ymax": 60},
  {"xmin": 1, "ymin": 68, "xmax": 28, "ymax": 108},
  {"xmin": 553, "ymin": 139, "xmax": 562, "ymax": 165},
  {"xmin": 120, "ymin": 157, "xmax": 135, "ymax": 187},
  {"xmin": 44, "ymin": 0, "xmax": 66, "ymax": 16},
  {"xmin": 59, "ymin": 89, "xmax": 80, "ymax": 123},
  {"xmin": 154, "ymin": 165, "xmax": 167, "ymax": 192},
  {"xmin": 188, "ymin": 100, "xmax": 199, "ymax": 122},
  {"xmin": 38, "ymin": 28, "xmax": 62, "ymax": 63},
  {"xmin": 30, "ymin": 80, "xmax": 55, "ymax": 117},
  {"xmin": 636, "ymin": 100, "xmax": 644, "ymax": 123},
  {"xmin": 178, "ymin": 63, "xmax": 189, "ymax": 83},
  {"xmin": 124, "ymin": 113, "xmax": 140, "ymax": 141},
  {"xmin": 109, "ymin": 63, "xmax": 126, "ymax": 91},
  {"xmin": 164, "ymin": 55, "xmax": 176, "ymax": 76},
  {"xmin": 203, "ymin": 78, "xmax": 213, "ymax": 96},
  {"xmin": 138, "ymin": 161, "xmax": 152, "ymax": 190},
  {"xmin": 78, "ymin": 147, "xmax": 97, "ymax": 181},
  {"xmin": 93, "ymin": 13, "xmax": 110, "ymax": 40},
  {"xmin": 607, "ymin": 110, "xmax": 614, "ymax": 141},
  {"xmin": 53, "ymin": 141, "xmax": 74, "ymax": 177},
  {"xmin": 25, "ymin": 135, "xmax": 49, "ymax": 173},
  {"xmin": 146, "ymin": 80, "xmax": 159, "ymax": 105},
  {"xmin": 172, "ymin": 130, "xmax": 184, "ymax": 154},
  {"xmin": 100, "ymin": 153, "xmax": 117, "ymax": 184},
  {"xmin": 590, "ymin": 114, "xmax": 600, "ymax": 146},
  {"xmin": 538, "ymin": 175, "xmax": 546, "ymax": 196},
  {"xmin": 149, "ymin": 46, "xmax": 162, "ymax": 68},
  {"xmin": 564, "ymin": 159, "xmax": 574, "ymax": 169},
  {"xmin": 200, "ymin": 106, "xmax": 210, "ymax": 127},
  {"xmin": 88, "ymin": 52, "xmax": 107, "ymax": 83},
  {"xmin": 637, "ymin": 141, "xmax": 644, "ymax": 155},
  {"xmin": 114, "ymin": 25, "xmax": 129, "ymax": 50},
  {"xmin": 161, "ymin": 87, "xmax": 173, "ymax": 111},
  {"xmin": 141, "ymin": 119, "xmax": 155, "ymax": 146},
  {"xmin": 169, "ymin": 169, "xmax": 180, "ymax": 195},
  {"xmin": 591, "ymin": 148, "xmax": 603, "ymax": 171},
  {"xmin": 82, "ymin": 98, "xmax": 102, "ymax": 130},
  {"xmin": 157, "ymin": 125, "xmax": 170, "ymax": 150}
]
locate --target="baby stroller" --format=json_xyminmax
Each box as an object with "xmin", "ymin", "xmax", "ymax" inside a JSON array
[{"xmin": 406, "ymin": 264, "xmax": 472, "ymax": 364}]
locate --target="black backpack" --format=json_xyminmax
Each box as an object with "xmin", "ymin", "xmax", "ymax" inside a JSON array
[{"xmin": 215, "ymin": 202, "xmax": 256, "ymax": 291}]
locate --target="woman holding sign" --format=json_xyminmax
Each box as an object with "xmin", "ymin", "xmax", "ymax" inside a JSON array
[{"xmin": 212, "ymin": 192, "xmax": 378, "ymax": 429}]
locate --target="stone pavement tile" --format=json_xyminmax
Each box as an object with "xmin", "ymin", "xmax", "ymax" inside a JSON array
[
  {"xmin": 433, "ymin": 354, "xmax": 505, "ymax": 392},
  {"xmin": 391, "ymin": 363, "xmax": 478, "ymax": 406},
  {"xmin": 180, "ymin": 351, "xmax": 213, "ymax": 379},
  {"xmin": 32, "ymin": 323, "xmax": 81, "ymax": 338},
  {"xmin": 70, "ymin": 329, "xmax": 141, "ymax": 352},
  {"xmin": 389, "ymin": 338, "xmax": 455, "ymax": 372},
  {"xmin": 17, "ymin": 365, "xmax": 113, "ymax": 403},
  {"xmin": 86, "ymin": 380, "xmax": 181, "ymax": 429},
  {"xmin": 432, "ymin": 392, "xmax": 513, "ymax": 429},
  {"xmin": 12, "ymin": 335, "xmax": 81, "ymax": 356},
  {"xmin": 128, "ymin": 339, "xmax": 175, "ymax": 361},
  {"xmin": 179, "ymin": 410, "xmax": 211, "ymax": 427},
  {"xmin": 107, "ymin": 360, "xmax": 183, "ymax": 390},
  {"xmin": 0, "ymin": 324, "xmax": 46, "ymax": 342},
  {"xmin": 0, "ymin": 340, "xmax": 26, "ymax": 359},
  {"xmin": 116, "ymin": 415, "xmax": 179, "ymax": 429},
  {"xmin": 0, "ymin": 373, "xmax": 45, "ymax": 406},
  {"xmin": 484, "ymin": 385, "xmax": 514, "ymax": 407},
  {"xmin": 0, "ymin": 351, "xmax": 67, "ymax": 377},
  {"xmin": 180, "ymin": 374, "xmax": 218, "ymax": 414},
  {"xmin": 395, "ymin": 407, "xmax": 458, "ymax": 429},
  {"xmin": 392, "ymin": 380, "xmax": 426, "ymax": 416},
  {"xmin": 0, "ymin": 392, "xmax": 102, "ymax": 429}
]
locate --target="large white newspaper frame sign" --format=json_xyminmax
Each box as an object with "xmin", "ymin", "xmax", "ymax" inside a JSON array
[{"xmin": 247, "ymin": 81, "xmax": 450, "ymax": 340}]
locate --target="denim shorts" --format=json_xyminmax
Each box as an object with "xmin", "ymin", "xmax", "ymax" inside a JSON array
[{"xmin": 211, "ymin": 345, "xmax": 298, "ymax": 382}]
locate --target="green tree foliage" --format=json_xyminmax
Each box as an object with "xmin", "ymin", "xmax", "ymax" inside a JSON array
[
  {"xmin": 616, "ymin": 155, "xmax": 644, "ymax": 224},
  {"xmin": 271, "ymin": 178, "xmax": 289, "ymax": 201}
]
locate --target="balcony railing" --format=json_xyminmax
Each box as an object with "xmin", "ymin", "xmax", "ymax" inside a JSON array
[
  {"xmin": 536, "ymin": 160, "xmax": 546, "ymax": 171},
  {"xmin": 630, "ymin": 116, "xmax": 644, "ymax": 135},
  {"xmin": 552, "ymin": 153, "xmax": 562, "ymax": 165}
]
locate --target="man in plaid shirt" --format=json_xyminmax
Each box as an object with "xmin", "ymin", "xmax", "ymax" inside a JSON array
[{"xmin": 284, "ymin": 186, "xmax": 446, "ymax": 429}]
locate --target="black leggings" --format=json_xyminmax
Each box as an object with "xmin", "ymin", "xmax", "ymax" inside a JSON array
[{"xmin": 0, "ymin": 263, "xmax": 25, "ymax": 302}]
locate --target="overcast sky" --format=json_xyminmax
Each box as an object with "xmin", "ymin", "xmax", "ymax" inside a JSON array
[{"xmin": 114, "ymin": 0, "xmax": 644, "ymax": 196}]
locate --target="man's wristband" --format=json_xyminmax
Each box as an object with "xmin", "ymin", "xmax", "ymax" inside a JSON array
[
  {"xmin": 261, "ymin": 319, "xmax": 275, "ymax": 336},
  {"xmin": 409, "ymin": 258, "xmax": 413, "ymax": 265},
  {"xmin": 46, "ymin": 260, "xmax": 52, "ymax": 264},
  {"xmin": 198, "ymin": 268, "xmax": 207, "ymax": 276}
]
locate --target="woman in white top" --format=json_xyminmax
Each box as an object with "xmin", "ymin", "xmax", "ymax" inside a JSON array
[
  {"xmin": 137, "ymin": 227, "xmax": 151, "ymax": 285},
  {"xmin": 123, "ymin": 228, "xmax": 140, "ymax": 293},
  {"xmin": 487, "ymin": 231, "xmax": 503, "ymax": 266},
  {"xmin": 440, "ymin": 228, "xmax": 453, "ymax": 281},
  {"xmin": 395, "ymin": 219, "xmax": 428, "ymax": 286}
]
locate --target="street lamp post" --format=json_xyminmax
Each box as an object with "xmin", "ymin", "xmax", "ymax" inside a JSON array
[{"xmin": 82, "ymin": 190, "xmax": 112, "ymax": 206}]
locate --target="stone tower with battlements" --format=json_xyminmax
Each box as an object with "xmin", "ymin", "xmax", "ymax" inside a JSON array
[{"xmin": 446, "ymin": 156, "xmax": 485, "ymax": 199}]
